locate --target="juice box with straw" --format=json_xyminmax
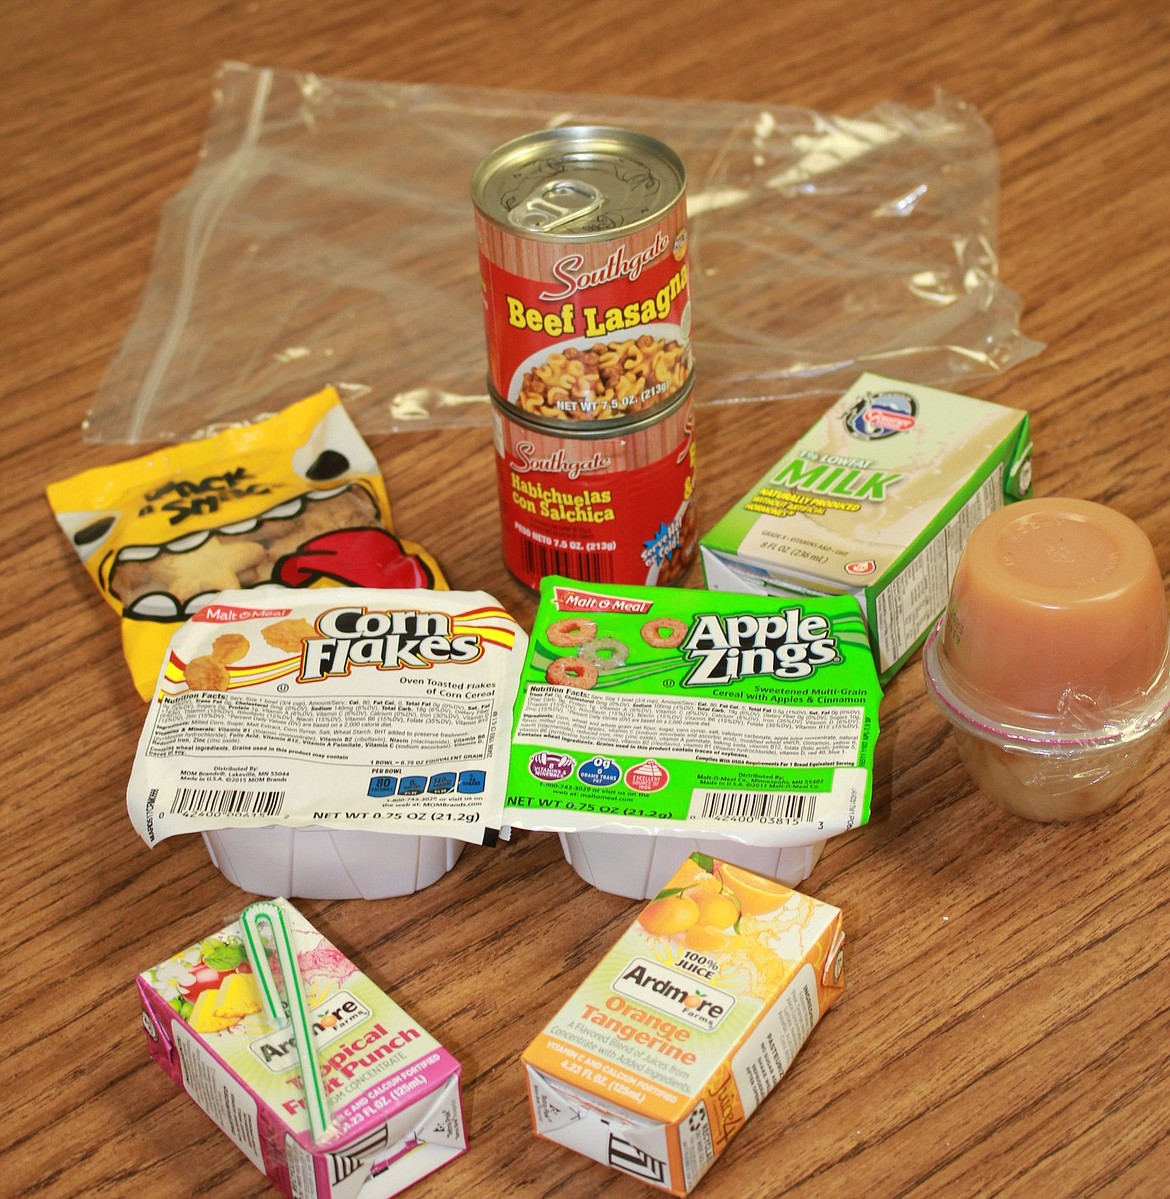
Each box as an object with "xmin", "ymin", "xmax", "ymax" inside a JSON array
[
  {"xmin": 137, "ymin": 898, "xmax": 466, "ymax": 1199},
  {"xmin": 523, "ymin": 853, "xmax": 845, "ymax": 1195}
]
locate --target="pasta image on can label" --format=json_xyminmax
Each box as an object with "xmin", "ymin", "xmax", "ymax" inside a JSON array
[
  {"xmin": 492, "ymin": 382, "xmax": 697, "ymax": 589},
  {"xmin": 473, "ymin": 126, "xmax": 692, "ymax": 425}
]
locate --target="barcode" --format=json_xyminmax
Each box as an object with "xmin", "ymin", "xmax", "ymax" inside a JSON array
[
  {"xmin": 172, "ymin": 787, "xmax": 285, "ymax": 818},
  {"xmin": 520, "ymin": 539, "xmax": 614, "ymax": 584},
  {"xmin": 698, "ymin": 790, "xmax": 817, "ymax": 825},
  {"xmin": 608, "ymin": 1134, "xmax": 667, "ymax": 1184}
]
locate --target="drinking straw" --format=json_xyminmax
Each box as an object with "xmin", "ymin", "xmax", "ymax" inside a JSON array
[{"xmin": 240, "ymin": 900, "xmax": 330, "ymax": 1142}]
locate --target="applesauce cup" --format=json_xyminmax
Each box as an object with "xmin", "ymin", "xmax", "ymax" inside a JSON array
[{"xmin": 923, "ymin": 498, "xmax": 1170, "ymax": 821}]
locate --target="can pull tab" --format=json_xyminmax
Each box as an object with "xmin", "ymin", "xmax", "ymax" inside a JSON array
[{"xmin": 508, "ymin": 178, "xmax": 603, "ymax": 232}]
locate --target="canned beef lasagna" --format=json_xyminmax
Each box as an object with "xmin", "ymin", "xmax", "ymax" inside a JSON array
[{"xmin": 472, "ymin": 126, "xmax": 692, "ymax": 425}]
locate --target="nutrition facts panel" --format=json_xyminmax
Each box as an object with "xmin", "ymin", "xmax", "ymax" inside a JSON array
[
  {"xmin": 517, "ymin": 686, "xmax": 864, "ymax": 767},
  {"xmin": 730, "ymin": 965, "xmax": 820, "ymax": 1118},
  {"xmin": 875, "ymin": 464, "xmax": 1005, "ymax": 672}
]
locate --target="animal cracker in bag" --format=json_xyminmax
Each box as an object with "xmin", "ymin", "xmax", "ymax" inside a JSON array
[{"xmin": 47, "ymin": 386, "xmax": 446, "ymax": 699}]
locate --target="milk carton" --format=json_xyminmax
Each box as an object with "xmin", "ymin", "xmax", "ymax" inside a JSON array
[
  {"xmin": 700, "ymin": 373, "xmax": 1032, "ymax": 681},
  {"xmin": 137, "ymin": 900, "xmax": 466, "ymax": 1198},
  {"xmin": 523, "ymin": 854, "xmax": 845, "ymax": 1195}
]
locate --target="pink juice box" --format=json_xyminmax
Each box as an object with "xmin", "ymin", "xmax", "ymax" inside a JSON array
[{"xmin": 137, "ymin": 898, "xmax": 466, "ymax": 1198}]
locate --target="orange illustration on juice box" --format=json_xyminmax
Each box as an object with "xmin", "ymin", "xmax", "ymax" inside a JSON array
[{"xmin": 523, "ymin": 853, "xmax": 845, "ymax": 1195}]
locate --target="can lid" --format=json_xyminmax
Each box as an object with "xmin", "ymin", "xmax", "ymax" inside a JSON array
[{"xmin": 472, "ymin": 126, "xmax": 686, "ymax": 241}]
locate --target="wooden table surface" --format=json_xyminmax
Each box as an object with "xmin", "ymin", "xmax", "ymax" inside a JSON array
[{"xmin": 6, "ymin": 1, "xmax": 1170, "ymax": 1196}]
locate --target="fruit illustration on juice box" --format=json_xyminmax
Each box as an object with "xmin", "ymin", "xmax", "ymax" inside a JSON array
[
  {"xmin": 638, "ymin": 854, "xmax": 794, "ymax": 955},
  {"xmin": 147, "ymin": 932, "xmax": 355, "ymax": 1034},
  {"xmin": 148, "ymin": 935, "xmax": 264, "ymax": 1033}
]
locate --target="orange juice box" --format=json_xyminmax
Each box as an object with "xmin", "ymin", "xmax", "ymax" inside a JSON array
[
  {"xmin": 522, "ymin": 853, "xmax": 845, "ymax": 1194},
  {"xmin": 137, "ymin": 898, "xmax": 466, "ymax": 1198}
]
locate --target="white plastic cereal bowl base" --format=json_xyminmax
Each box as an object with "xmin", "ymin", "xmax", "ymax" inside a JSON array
[
  {"xmin": 202, "ymin": 827, "xmax": 465, "ymax": 899},
  {"xmin": 558, "ymin": 830, "xmax": 824, "ymax": 900}
]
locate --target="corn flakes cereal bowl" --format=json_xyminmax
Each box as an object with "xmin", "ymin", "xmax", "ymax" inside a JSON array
[
  {"xmin": 557, "ymin": 830, "xmax": 824, "ymax": 900},
  {"xmin": 202, "ymin": 826, "xmax": 465, "ymax": 899},
  {"xmin": 923, "ymin": 618, "xmax": 1170, "ymax": 822}
]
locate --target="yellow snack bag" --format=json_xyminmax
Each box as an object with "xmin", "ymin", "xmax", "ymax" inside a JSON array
[{"xmin": 48, "ymin": 386, "xmax": 446, "ymax": 699}]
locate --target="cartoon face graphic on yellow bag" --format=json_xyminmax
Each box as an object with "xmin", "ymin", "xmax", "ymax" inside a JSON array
[{"xmin": 48, "ymin": 387, "xmax": 446, "ymax": 699}]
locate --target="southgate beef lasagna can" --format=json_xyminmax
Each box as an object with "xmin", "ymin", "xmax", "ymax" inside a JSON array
[
  {"xmin": 491, "ymin": 379, "xmax": 697, "ymax": 589},
  {"xmin": 472, "ymin": 126, "xmax": 692, "ymax": 425}
]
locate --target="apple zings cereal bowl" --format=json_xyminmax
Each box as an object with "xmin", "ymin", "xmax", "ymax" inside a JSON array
[
  {"xmin": 923, "ymin": 499, "xmax": 1170, "ymax": 822},
  {"xmin": 505, "ymin": 578, "xmax": 883, "ymax": 894},
  {"xmin": 558, "ymin": 830, "xmax": 825, "ymax": 900}
]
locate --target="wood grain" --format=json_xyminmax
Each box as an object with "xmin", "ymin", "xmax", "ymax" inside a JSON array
[{"xmin": 5, "ymin": 1, "xmax": 1170, "ymax": 1196}]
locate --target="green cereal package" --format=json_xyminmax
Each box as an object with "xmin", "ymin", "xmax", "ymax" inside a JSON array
[
  {"xmin": 504, "ymin": 577, "xmax": 882, "ymax": 850},
  {"xmin": 699, "ymin": 373, "xmax": 1032, "ymax": 683}
]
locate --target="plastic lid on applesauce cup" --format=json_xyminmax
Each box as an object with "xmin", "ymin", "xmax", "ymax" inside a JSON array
[
  {"xmin": 929, "ymin": 497, "xmax": 1170, "ymax": 741},
  {"xmin": 923, "ymin": 616, "xmax": 1170, "ymax": 750}
]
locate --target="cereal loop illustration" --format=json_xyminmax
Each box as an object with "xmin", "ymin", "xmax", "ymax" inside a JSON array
[
  {"xmin": 579, "ymin": 637, "xmax": 629, "ymax": 671},
  {"xmin": 547, "ymin": 617, "xmax": 599, "ymax": 647},
  {"xmin": 641, "ymin": 616, "xmax": 688, "ymax": 648},
  {"xmin": 545, "ymin": 657, "xmax": 599, "ymax": 690}
]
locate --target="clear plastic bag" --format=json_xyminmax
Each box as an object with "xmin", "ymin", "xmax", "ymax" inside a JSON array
[{"xmin": 85, "ymin": 62, "xmax": 1043, "ymax": 443}]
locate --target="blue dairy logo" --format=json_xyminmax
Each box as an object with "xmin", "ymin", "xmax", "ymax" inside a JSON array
[
  {"xmin": 843, "ymin": 390, "xmax": 918, "ymax": 441},
  {"xmin": 578, "ymin": 757, "xmax": 621, "ymax": 787}
]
